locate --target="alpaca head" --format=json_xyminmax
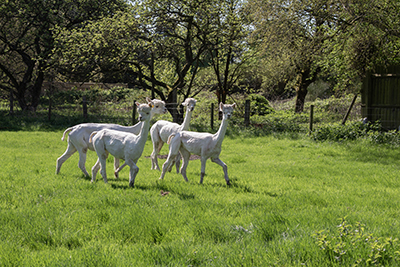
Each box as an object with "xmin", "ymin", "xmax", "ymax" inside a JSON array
[
  {"xmin": 146, "ymin": 97, "xmax": 167, "ymax": 115},
  {"xmin": 136, "ymin": 102, "xmax": 152, "ymax": 122},
  {"xmin": 219, "ymin": 103, "xmax": 236, "ymax": 119},
  {"xmin": 182, "ymin": 98, "xmax": 197, "ymax": 112}
]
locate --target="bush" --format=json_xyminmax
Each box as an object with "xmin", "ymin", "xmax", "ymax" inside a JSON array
[
  {"xmin": 310, "ymin": 120, "xmax": 400, "ymax": 146},
  {"xmin": 247, "ymin": 94, "xmax": 274, "ymax": 116},
  {"xmin": 313, "ymin": 217, "xmax": 400, "ymax": 266}
]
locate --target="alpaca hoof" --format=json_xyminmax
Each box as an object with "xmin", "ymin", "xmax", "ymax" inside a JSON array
[{"xmin": 226, "ymin": 181, "xmax": 231, "ymax": 186}]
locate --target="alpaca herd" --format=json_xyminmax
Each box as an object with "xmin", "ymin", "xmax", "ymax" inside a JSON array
[{"xmin": 56, "ymin": 97, "xmax": 235, "ymax": 187}]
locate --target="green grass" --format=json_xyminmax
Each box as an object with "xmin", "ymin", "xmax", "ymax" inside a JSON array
[{"xmin": 1, "ymin": 131, "xmax": 400, "ymax": 266}]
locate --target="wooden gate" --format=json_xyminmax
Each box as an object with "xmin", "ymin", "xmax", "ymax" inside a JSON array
[{"xmin": 361, "ymin": 66, "xmax": 400, "ymax": 130}]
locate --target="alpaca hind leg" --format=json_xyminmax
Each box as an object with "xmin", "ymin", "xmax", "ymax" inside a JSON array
[
  {"xmin": 175, "ymin": 153, "xmax": 181, "ymax": 174},
  {"xmin": 56, "ymin": 142, "xmax": 77, "ymax": 174},
  {"xmin": 91, "ymin": 159, "xmax": 101, "ymax": 183},
  {"xmin": 159, "ymin": 153, "xmax": 176, "ymax": 180},
  {"xmin": 159, "ymin": 135, "xmax": 180, "ymax": 180},
  {"xmin": 179, "ymin": 149, "xmax": 191, "ymax": 182},
  {"xmin": 151, "ymin": 141, "xmax": 163, "ymax": 171},
  {"xmin": 77, "ymin": 148, "xmax": 90, "ymax": 177},
  {"xmin": 211, "ymin": 157, "xmax": 230, "ymax": 185},
  {"xmin": 115, "ymin": 162, "xmax": 127, "ymax": 178},
  {"xmin": 99, "ymin": 152, "xmax": 109, "ymax": 183}
]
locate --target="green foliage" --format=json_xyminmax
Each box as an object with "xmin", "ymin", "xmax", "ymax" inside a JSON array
[
  {"xmin": 46, "ymin": 87, "xmax": 136, "ymax": 106},
  {"xmin": 310, "ymin": 120, "xmax": 400, "ymax": 146},
  {"xmin": 314, "ymin": 217, "xmax": 400, "ymax": 266},
  {"xmin": 249, "ymin": 111, "xmax": 306, "ymax": 133},
  {"xmin": 247, "ymin": 94, "xmax": 274, "ymax": 116}
]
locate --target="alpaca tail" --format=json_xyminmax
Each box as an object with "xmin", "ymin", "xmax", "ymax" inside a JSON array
[
  {"xmin": 61, "ymin": 127, "xmax": 74, "ymax": 141},
  {"xmin": 167, "ymin": 134, "xmax": 177, "ymax": 145},
  {"xmin": 89, "ymin": 131, "xmax": 98, "ymax": 143}
]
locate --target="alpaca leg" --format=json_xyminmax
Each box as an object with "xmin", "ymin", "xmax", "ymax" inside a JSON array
[
  {"xmin": 179, "ymin": 149, "xmax": 191, "ymax": 182},
  {"xmin": 114, "ymin": 157, "xmax": 120, "ymax": 179},
  {"xmin": 159, "ymin": 135, "xmax": 180, "ymax": 180},
  {"xmin": 56, "ymin": 142, "xmax": 77, "ymax": 174},
  {"xmin": 199, "ymin": 157, "xmax": 208, "ymax": 184},
  {"xmin": 175, "ymin": 153, "xmax": 181, "ymax": 174},
  {"xmin": 91, "ymin": 158, "xmax": 101, "ymax": 183},
  {"xmin": 150, "ymin": 141, "xmax": 158, "ymax": 170},
  {"xmin": 167, "ymin": 152, "xmax": 180, "ymax": 173},
  {"xmin": 127, "ymin": 159, "xmax": 139, "ymax": 187},
  {"xmin": 114, "ymin": 162, "xmax": 127, "ymax": 178},
  {"xmin": 211, "ymin": 158, "xmax": 230, "ymax": 185},
  {"xmin": 151, "ymin": 140, "xmax": 163, "ymax": 171},
  {"xmin": 77, "ymin": 147, "xmax": 90, "ymax": 177},
  {"xmin": 159, "ymin": 153, "xmax": 176, "ymax": 180},
  {"xmin": 99, "ymin": 152, "xmax": 109, "ymax": 183}
]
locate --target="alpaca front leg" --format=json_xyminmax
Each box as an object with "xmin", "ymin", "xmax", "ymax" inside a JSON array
[
  {"xmin": 127, "ymin": 159, "xmax": 139, "ymax": 187},
  {"xmin": 113, "ymin": 157, "xmax": 120, "ymax": 179},
  {"xmin": 199, "ymin": 157, "xmax": 207, "ymax": 184},
  {"xmin": 211, "ymin": 158, "xmax": 230, "ymax": 185}
]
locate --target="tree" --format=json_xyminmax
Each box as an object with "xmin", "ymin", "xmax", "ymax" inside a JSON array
[
  {"xmin": 55, "ymin": 0, "xmax": 218, "ymax": 122},
  {"xmin": 204, "ymin": 0, "xmax": 254, "ymax": 105},
  {"xmin": 320, "ymin": 0, "xmax": 400, "ymax": 93},
  {"xmin": 248, "ymin": 0, "xmax": 342, "ymax": 112},
  {"xmin": 0, "ymin": 0, "xmax": 127, "ymax": 111}
]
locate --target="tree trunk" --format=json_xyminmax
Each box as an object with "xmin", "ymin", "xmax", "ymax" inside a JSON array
[
  {"xmin": 294, "ymin": 67, "xmax": 317, "ymax": 113},
  {"xmin": 166, "ymin": 87, "xmax": 184, "ymax": 123}
]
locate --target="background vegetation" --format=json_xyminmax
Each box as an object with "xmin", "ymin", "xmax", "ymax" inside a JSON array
[
  {"xmin": 1, "ymin": 0, "xmax": 400, "ymax": 119},
  {"xmin": 1, "ymin": 0, "xmax": 400, "ymax": 265}
]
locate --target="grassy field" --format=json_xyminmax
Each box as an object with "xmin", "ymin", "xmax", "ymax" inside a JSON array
[{"xmin": 0, "ymin": 130, "xmax": 400, "ymax": 266}]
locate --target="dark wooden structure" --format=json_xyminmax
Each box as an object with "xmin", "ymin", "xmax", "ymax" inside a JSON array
[{"xmin": 361, "ymin": 66, "xmax": 400, "ymax": 130}]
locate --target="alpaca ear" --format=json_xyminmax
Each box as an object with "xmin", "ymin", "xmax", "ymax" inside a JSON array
[
  {"xmin": 146, "ymin": 97, "xmax": 151, "ymax": 103},
  {"xmin": 136, "ymin": 102, "xmax": 140, "ymax": 107},
  {"xmin": 219, "ymin": 102, "xmax": 223, "ymax": 111},
  {"xmin": 232, "ymin": 103, "xmax": 236, "ymax": 108}
]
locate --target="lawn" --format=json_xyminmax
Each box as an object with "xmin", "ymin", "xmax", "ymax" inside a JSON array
[{"xmin": 0, "ymin": 130, "xmax": 399, "ymax": 266}]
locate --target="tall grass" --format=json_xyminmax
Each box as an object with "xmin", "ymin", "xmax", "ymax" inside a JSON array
[{"xmin": 1, "ymin": 130, "xmax": 399, "ymax": 266}]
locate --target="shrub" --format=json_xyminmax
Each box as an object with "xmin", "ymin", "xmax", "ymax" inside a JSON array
[
  {"xmin": 247, "ymin": 94, "xmax": 274, "ymax": 116},
  {"xmin": 313, "ymin": 217, "xmax": 400, "ymax": 266}
]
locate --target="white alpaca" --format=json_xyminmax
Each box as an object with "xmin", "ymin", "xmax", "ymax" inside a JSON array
[
  {"xmin": 159, "ymin": 103, "xmax": 236, "ymax": 185},
  {"xmin": 90, "ymin": 102, "xmax": 152, "ymax": 187},
  {"xmin": 150, "ymin": 98, "xmax": 197, "ymax": 172},
  {"xmin": 56, "ymin": 97, "xmax": 166, "ymax": 177}
]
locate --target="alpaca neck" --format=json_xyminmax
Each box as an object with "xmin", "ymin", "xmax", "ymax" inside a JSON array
[
  {"xmin": 180, "ymin": 109, "xmax": 193, "ymax": 131},
  {"xmin": 214, "ymin": 116, "xmax": 229, "ymax": 147},
  {"xmin": 137, "ymin": 120, "xmax": 150, "ymax": 144}
]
